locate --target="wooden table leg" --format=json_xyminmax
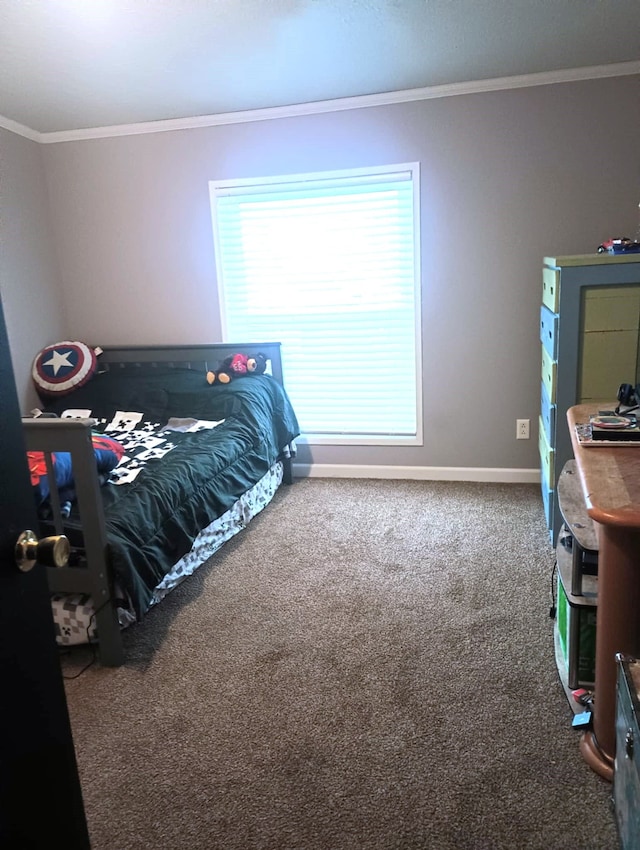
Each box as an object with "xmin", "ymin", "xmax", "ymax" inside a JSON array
[{"xmin": 581, "ymin": 525, "xmax": 640, "ymax": 780}]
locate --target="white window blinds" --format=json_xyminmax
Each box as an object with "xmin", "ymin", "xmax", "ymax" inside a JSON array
[{"xmin": 209, "ymin": 164, "xmax": 422, "ymax": 444}]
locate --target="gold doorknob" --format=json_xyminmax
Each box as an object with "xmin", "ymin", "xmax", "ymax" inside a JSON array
[{"xmin": 15, "ymin": 530, "xmax": 70, "ymax": 572}]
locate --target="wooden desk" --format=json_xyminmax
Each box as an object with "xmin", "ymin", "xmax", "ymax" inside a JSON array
[{"xmin": 567, "ymin": 405, "xmax": 640, "ymax": 781}]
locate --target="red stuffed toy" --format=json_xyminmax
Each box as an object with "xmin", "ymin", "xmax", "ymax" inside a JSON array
[{"xmin": 206, "ymin": 353, "xmax": 248, "ymax": 385}]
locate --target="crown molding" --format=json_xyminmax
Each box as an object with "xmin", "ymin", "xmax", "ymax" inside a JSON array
[
  {"xmin": 2, "ymin": 60, "xmax": 639, "ymax": 145},
  {"xmin": 0, "ymin": 114, "xmax": 40, "ymax": 142}
]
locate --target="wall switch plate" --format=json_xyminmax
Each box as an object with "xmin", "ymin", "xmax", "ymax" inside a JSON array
[{"xmin": 516, "ymin": 418, "xmax": 530, "ymax": 439}]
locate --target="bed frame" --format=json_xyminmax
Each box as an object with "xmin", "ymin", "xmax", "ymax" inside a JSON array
[{"xmin": 22, "ymin": 342, "xmax": 292, "ymax": 667}]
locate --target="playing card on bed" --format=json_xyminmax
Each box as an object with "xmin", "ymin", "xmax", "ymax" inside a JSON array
[
  {"xmin": 163, "ymin": 417, "xmax": 225, "ymax": 432},
  {"xmin": 136, "ymin": 444, "xmax": 175, "ymax": 461},
  {"xmin": 106, "ymin": 411, "xmax": 144, "ymax": 431},
  {"xmin": 61, "ymin": 408, "xmax": 93, "ymax": 419},
  {"xmin": 110, "ymin": 465, "xmax": 143, "ymax": 485},
  {"xmin": 186, "ymin": 419, "xmax": 225, "ymax": 432}
]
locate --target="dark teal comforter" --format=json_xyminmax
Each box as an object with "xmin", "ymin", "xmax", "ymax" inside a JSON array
[{"xmin": 42, "ymin": 370, "xmax": 299, "ymax": 617}]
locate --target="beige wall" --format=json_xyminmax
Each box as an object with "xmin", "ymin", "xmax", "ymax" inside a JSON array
[
  {"xmin": 17, "ymin": 74, "xmax": 640, "ymax": 470},
  {"xmin": 0, "ymin": 128, "xmax": 67, "ymax": 410}
]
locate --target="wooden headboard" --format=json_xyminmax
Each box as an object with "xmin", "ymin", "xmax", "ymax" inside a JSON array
[{"xmin": 94, "ymin": 342, "xmax": 285, "ymax": 386}]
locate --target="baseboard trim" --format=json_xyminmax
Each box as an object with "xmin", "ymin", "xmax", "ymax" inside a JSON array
[{"xmin": 292, "ymin": 463, "xmax": 540, "ymax": 484}]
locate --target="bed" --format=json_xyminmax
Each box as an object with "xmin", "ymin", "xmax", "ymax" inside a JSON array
[{"xmin": 23, "ymin": 342, "xmax": 299, "ymax": 666}]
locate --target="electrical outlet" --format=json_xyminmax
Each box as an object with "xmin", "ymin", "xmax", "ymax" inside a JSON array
[{"xmin": 516, "ymin": 418, "xmax": 530, "ymax": 440}]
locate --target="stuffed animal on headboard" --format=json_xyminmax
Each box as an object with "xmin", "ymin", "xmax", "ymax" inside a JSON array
[{"xmin": 206, "ymin": 352, "xmax": 268, "ymax": 385}]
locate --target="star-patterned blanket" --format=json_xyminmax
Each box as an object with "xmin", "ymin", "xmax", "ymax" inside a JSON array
[{"xmin": 60, "ymin": 411, "xmax": 221, "ymax": 488}]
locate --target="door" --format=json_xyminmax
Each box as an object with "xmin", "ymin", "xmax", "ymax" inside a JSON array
[{"xmin": 0, "ymin": 296, "xmax": 90, "ymax": 848}]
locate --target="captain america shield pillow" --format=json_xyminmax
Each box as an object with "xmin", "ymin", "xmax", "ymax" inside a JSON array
[{"xmin": 32, "ymin": 341, "xmax": 98, "ymax": 397}]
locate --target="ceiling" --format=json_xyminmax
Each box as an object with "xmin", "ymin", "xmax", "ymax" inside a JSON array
[{"xmin": 0, "ymin": 0, "xmax": 639, "ymax": 136}]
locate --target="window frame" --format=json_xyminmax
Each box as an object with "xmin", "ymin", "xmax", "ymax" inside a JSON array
[{"xmin": 209, "ymin": 162, "xmax": 423, "ymax": 447}]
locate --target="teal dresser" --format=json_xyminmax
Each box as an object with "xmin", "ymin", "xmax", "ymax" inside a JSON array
[{"xmin": 539, "ymin": 254, "xmax": 640, "ymax": 545}]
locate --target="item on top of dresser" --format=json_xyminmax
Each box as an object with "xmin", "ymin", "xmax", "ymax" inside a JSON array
[
  {"xmin": 598, "ymin": 237, "xmax": 640, "ymax": 255},
  {"xmin": 591, "ymin": 415, "xmax": 635, "ymax": 429},
  {"xmin": 617, "ymin": 382, "xmax": 640, "ymax": 414},
  {"xmin": 590, "ymin": 413, "xmax": 640, "ymax": 442}
]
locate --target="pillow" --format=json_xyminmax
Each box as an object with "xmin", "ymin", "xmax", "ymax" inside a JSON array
[
  {"xmin": 32, "ymin": 341, "xmax": 98, "ymax": 397},
  {"xmin": 28, "ymin": 434, "xmax": 125, "ymax": 512}
]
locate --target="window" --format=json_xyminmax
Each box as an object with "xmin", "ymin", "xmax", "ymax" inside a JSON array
[{"xmin": 209, "ymin": 164, "xmax": 422, "ymax": 445}]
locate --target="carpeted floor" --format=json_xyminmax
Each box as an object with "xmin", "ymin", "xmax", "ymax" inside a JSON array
[{"xmin": 61, "ymin": 478, "xmax": 620, "ymax": 850}]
